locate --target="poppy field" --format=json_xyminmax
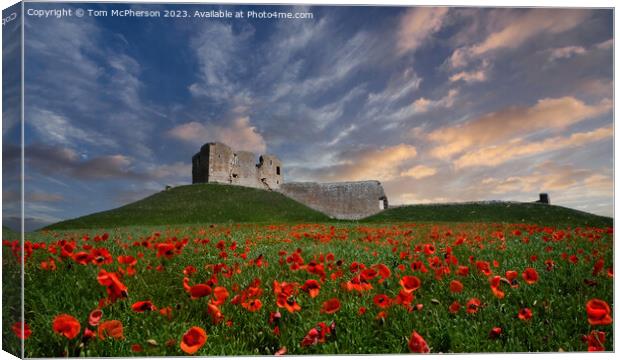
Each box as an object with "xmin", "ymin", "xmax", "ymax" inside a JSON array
[{"xmin": 2, "ymin": 222, "xmax": 614, "ymax": 356}]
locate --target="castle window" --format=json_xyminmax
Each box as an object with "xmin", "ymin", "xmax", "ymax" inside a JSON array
[
  {"xmin": 276, "ymin": 166, "xmax": 280, "ymax": 175},
  {"xmin": 270, "ymin": 160, "xmax": 273, "ymax": 166}
]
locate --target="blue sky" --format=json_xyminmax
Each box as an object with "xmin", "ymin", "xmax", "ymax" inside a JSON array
[{"xmin": 2, "ymin": 4, "xmax": 613, "ymax": 230}]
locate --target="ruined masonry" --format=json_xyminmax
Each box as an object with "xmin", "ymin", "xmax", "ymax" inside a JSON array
[{"xmin": 192, "ymin": 142, "xmax": 389, "ymax": 220}]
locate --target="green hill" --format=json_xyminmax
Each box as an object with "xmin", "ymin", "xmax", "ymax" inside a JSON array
[
  {"xmin": 362, "ymin": 202, "xmax": 613, "ymax": 228},
  {"xmin": 44, "ymin": 183, "xmax": 330, "ymax": 230}
]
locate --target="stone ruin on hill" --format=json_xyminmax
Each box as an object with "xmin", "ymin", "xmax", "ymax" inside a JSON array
[{"xmin": 191, "ymin": 142, "xmax": 389, "ymax": 220}]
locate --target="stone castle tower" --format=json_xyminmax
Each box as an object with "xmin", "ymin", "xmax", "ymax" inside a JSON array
[{"xmin": 192, "ymin": 142, "xmax": 283, "ymax": 190}]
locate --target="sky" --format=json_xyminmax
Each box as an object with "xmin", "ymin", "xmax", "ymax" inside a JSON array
[{"xmin": 2, "ymin": 3, "xmax": 614, "ymax": 230}]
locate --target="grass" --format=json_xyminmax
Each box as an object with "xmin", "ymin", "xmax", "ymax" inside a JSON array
[
  {"xmin": 2, "ymin": 221, "xmax": 614, "ymax": 356},
  {"xmin": 42, "ymin": 184, "xmax": 611, "ymax": 231},
  {"xmin": 44, "ymin": 184, "xmax": 330, "ymax": 230},
  {"xmin": 364, "ymin": 202, "xmax": 613, "ymax": 228}
]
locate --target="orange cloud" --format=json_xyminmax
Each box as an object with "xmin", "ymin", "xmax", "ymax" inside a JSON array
[
  {"xmin": 454, "ymin": 126, "xmax": 612, "ymax": 169},
  {"xmin": 448, "ymin": 9, "xmax": 591, "ymax": 68},
  {"xmin": 167, "ymin": 117, "xmax": 266, "ymax": 153},
  {"xmin": 397, "ymin": 7, "xmax": 448, "ymax": 53},
  {"xmin": 400, "ymin": 165, "xmax": 437, "ymax": 179},
  {"xmin": 315, "ymin": 144, "xmax": 418, "ymax": 182},
  {"xmin": 428, "ymin": 97, "xmax": 612, "ymax": 159}
]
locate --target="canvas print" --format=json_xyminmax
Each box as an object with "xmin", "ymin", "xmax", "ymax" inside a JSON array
[{"xmin": 1, "ymin": 1, "xmax": 614, "ymax": 357}]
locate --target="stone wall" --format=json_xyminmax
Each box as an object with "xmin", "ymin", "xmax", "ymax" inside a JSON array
[
  {"xmin": 279, "ymin": 181, "xmax": 388, "ymax": 220},
  {"xmin": 192, "ymin": 142, "xmax": 283, "ymax": 190}
]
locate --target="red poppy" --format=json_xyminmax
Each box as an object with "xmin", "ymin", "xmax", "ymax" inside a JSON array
[
  {"xmin": 522, "ymin": 268, "xmax": 539, "ymax": 285},
  {"xmin": 518, "ymin": 308, "xmax": 533, "ymax": 321},
  {"xmin": 12, "ymin": 322, "xmax": 32, "ymax": 340},
  {"xmin": 360, "ymin": 268, "xmax": 378, "ymax": 282},
  {"xmin": 358, "ymin": 306, "xmax": 367, "ymax": 315},
  {"xmin": 156, "ymin": 243, "xmax": 175, "ymax": 259},
  {"xmin": 584, "ymin": 330, "xmax": 606, "ymax": 351},
  {"xmin": 476, "ymin": 261, "xmax": 492, "ymax": 276},
  {"xmin": 489, "ymin": 327, "xmax": 502, "ymax": 339},
  {"xmin": 400, "ymin": 275, "xmax": 421, "ymax": 293},
  {"xmin": 241, "ymin": 298, "xmax": 262, "ymax": 312},
  {"xmin": 180, "ymin": 326, "xmax": 207, "ymax": 354},
  {"xmin": 300, "ymin": 322, "xmax": 331, "ymax": 347},
  {"xmin": 505, "ymin": 270, "xmax": 519, "ymax": 287},
  {"xmin": 301, "ymin": 279, "xmax": 321, "ymax": 298},
  {"xmin": 408, "ymin": 331, "xmax": 430, "ymax": 353},
  {"xmin": 88, "ymin": 309, "xmax": 103, "ymax": 327},
  {"xmin": 159, "ymin": 306, "xmax": 173, "ymax": 319},
  {"xmin": 585, "ymin": 299, "xmax": 613, "ymax": 326},
  {"xmin": 321, "ymin": 298, "xmax": 341, "ymax": 314},
  {"xmin": 449, "ymin": 301, "xmax": 460, "ymax": 314},
  {"xmin": 489, "ymin": 276, "xmax": 505, "ymax": 299},
  {"xmin": 372, "ymin": 263, "xmax": 391, "ymax": 283},
  {"xmin": 189, "ymin": 284, "xmax": 212, "ymax": 300},
  {"xmin": 91, "ymin": 248, "xmax": 113, "ymax": 265},
  {"xmin": 131, "ymin": 344, "xmax": 143, "ymax": 353},
  {"xmin": 373, "ymin": 294, "xmax": 391, "ymax": 308},
  {"xmin": 394, "ymin": 289, "xmax": 414, "ymax": 308},
  {"xmin": 97, "ymin": 269, "xmax": 128, "ymax": 302},
  {"xmin": 73, "ymin": 251, "xmax": 92, "ymax": 265},
  {"xmin": 207, "ymin": 303, "xmax": 224, "ymax": 324},
  {"xmin": 449, "ymin": 280, "xmax": 463, "ymax": 293},
  {"xmin": 52, "ymin": 314, "xmax": 81, "ymax": 339},
  {"xmin": 210, "ymin": 286, "xmax": 229, "ymax": 306},
  {"xmin": 131, "ymin": 300, "xmax": 157, "ymax": 312},
  {"xmin": 456, "ymin": 265, "xmax": 469, "ymax": 276},
  {"xmin": 466, "ymin": 298, "xmax": 481, "ymax": 314},
  {"xmin": 98, "ymin": 320, "xmax": 124, "ymax": 340}
]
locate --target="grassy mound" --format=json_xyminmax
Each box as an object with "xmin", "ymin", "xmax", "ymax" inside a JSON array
[
  {"xmin": 44, "ymin": 183, "xmax": 330, "ymax": 230},
  {"xmin": 362, "ymin": 202, "xmax": 612, "ymax": 227}
]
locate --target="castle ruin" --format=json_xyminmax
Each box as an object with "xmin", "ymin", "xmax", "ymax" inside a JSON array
[
  {"xmin": 192, "ymin": 142, "xmax": 282, "ymax": 190},
  {"xmin": 192, "ymin": 142, "xmax": 388, "ymax": 219}
]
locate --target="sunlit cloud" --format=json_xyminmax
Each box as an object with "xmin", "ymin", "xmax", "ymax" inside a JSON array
[{"xmin": 427, "ymin": 97, "xmax": 612, "ymax": 159}]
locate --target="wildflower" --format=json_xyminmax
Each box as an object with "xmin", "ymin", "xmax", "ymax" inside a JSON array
[
  {"xmin": 586, "ymin": 299, "xmax": 613, "ymax": 326},
  {"xmin": 449, "ymin": 301, "xmax": 460, "ymax": 314},
  {"xmin": 12, "ymin": 322, "xmax": 31, "ymax": 340},
  {"xmin": 489, "ymin": 327, "xmax": 502, "ymax": 339},
  {"xmin": 399, "ymin": 275, "xmax": 421, "ymax": 293},
  {"xmin": 300, "ymin": 279, "xmax": 321, "ymax": 298},
  {"xmin": 52, "ymin": 314, "xmax": 81, "ymax": 339},
  {"xmin": 518, "ymin": 308, "xmax": 533, "ymax": 321},
  {"xmin": 373, "ymin": 294, "xmax": 391, "ymax": 308},
  {"xmin": 132, "ymin": 300, "xmax": 157, "ymax": 312},
  {"xmin": 241, "ymin": 298, "xmax": 262, "ymax": 312},
  {"xmin": 98, "ymin": 320, "xmax": 124, "ymax": 340},
  {"xmin": 466, "ymin": 298, "xmax": 481, "ymax": 314},
  {"xmin": 88, "ymin": 309, "xmax": 103, "ymax": 326},
  {"xmin": 180, "ymin": 326, "xmax": 207, "ymax": 355},
  {"xmin": 583, "ymin": 330, "xmax": 606, "ymax": 351},
  {"xmin": 449, "ymin": 280, "xmax": 463, "ymax": 293},
  {"xmin": 321, "ymin": 298, "xmax": 341, "ymax": 314},
  {"xmin": 522, "ymin": 268, "xmax": 539, "ymax": 285},
  {"xmin": 408, "ymin": 331, "xmax": 430, "ymax": 353}
]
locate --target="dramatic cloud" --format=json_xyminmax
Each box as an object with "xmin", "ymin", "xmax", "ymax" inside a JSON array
[
  {"xmin": 427, "ymin": 97, "xmax": 612, "ymax": 159},
  {"xmin": 297, "ymin": 144, "xmax": 418, "ymax": 182},
  {"xmin": 448, "ymin": 9, "xmax": 591, "ymax": 68},
  {"xmin": 455, "ymin": 126, "xmax": 613, "ymax": 169},
  {"xmin": 167, "ymin": 117, "xmax": 267, "ymax": 154},
  {"xmin": 397, "ymin": 7, "xmax": 449, "ymax": 53}
]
